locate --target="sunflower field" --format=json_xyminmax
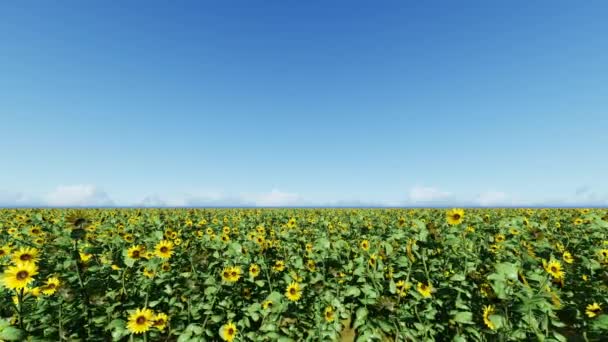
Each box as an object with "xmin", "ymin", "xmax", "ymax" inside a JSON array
[{"xmin": 1, "ymin": 208, "xmax": 608, "ymax": 341}]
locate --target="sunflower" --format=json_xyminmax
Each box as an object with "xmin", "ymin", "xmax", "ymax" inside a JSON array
[
  {"xmin": 483, "ymin": 305, "xmax": 496, "ymax": 330},
  {"xmin": 161, "ymin": 262, "xmax": 171, "ymax": 272},
  {"xmin": 324, "ymin": 306, "xmax": 335, "ymax": 322},
  {"xmin": 220, "ymin": 234, "xmax": 231, "ymax": 243},
  {"xmin": 79, "ymin": 252, "xmax": 93, "ymax": 262},
  {"xmin": 573, "ymin": 218, "xmax": 583, "ymax": 225},
  {"xmin": 155, "ymin": 240, "xmax": 174, "ymax": 259},
  {"xmin": 446, "ymin": 209, "xmax": 465, "ymax": 225},
  {"xmin": 599, "ymin": 249, "xmax": 608, "ymax": 262},
  {"xmin": 285, "ymin": 282, "xmax": 302, "ymax": 302},
  {"xmin": 417, "ymin": 282, "xmax": 433, "ymax": 298},
  {"xmin": 396, "ymin": 280, "xmax": 411, "ymax": 297},
  {"xmin": 127, "ymin": 245, "xmax": 145, "ymax": 259},
  {"xmin": 153, "ymin": 312, "xmax": 169, "ymax": 331},
  {"xmin": 307, "ymin": 259, "xmax": 316, "ymax": 272},
  {"xmin": 221, "ymin": 266, "xmax": 242, "ymax": 283},
  {"xmin": 586, "ymin": 303, "xmax": 601, "ymax": 318},
  {"xmin": 12, "ymin": 247, "xmax": 39, "ymax": 264},
  {"xmin": 219, "ymin": 321, "xmax": 238, "ymax": 342},
  {"xmin": 143, "ymin": 268, "xmax": 155, "ymax": 279},
  {"xmin": 360, "ymin": 240, "xmax": 370, "ymax": 251},
  {"xmin": 562, "ymin": 251, "xmax": 574, "ymax": 264},
  {"xmin": 0, "ymin": 245, "xmax": 11, "ymax": 258},
  {"xmin": 544, "ymin": 259, "xmax": 564, "ymax": 279},
  {"xmin": 508, "ymin": 228, "xmax": 519, "ymax": 235},
  {"xmin": 1, "ymin": 262, "xmax": 38, "ymax": 289},
  {"xmin": 127, "ymin": 308, "xmax": 155, "ymax": 334},
  {"xmin": 273, "ymin": 260, "xmax": 285, "ymax": 272},
  {"xmin": 494, "ymin": 234, "xmax": 505, "ymax": 243},
  {"xmin": 368, "ymin": 254, "xmax": 377, "ymax": 267},
  {"xmin": 262, "ymin": 299, "xmax": 274, "ymax": 310},
  {"xmin": 29, "ymin": 226, "xmax": 43, "ymax": 236},
  {"xmin": 41, "ymin": 277, "xmax": 60, "ymax": 295},
  {"xmin": 249, "ymin": 264, "xmax": 260, "ymax": 278},
  {"xmin": 305, "ymin": 243, "xmax": 313, "ymax": 253}
]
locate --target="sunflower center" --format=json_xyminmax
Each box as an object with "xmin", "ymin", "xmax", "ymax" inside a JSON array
[
  {"xmin": 16, "ymin": 271, "xmax": 29, "ymax": 280},
  {"xmin": 289, "ymin": 288, "xmax": 297, "ymax": 295},
  {"xmin": 228, "ymin": 327, "xmax": 235, "ymax": 335},
  {"xmin": 20, "ymin": 254, "xmax": 32, "ymax": 261},
  {"xmin": 136, "ymin": 316, "xmax": 146, "ymax": 325},
  {"xmin": 132, "ymin": 251, "xmax": 140, "ymax": 258},
  {"xmin": 160, "ymin": 247, "xmax": 168, "ymax": 253},
  {"xmin": 453, "ymin": 214, "xmax": 461, "ymax": 220},
  {"xmin": 551, "ymin": 266, "xmax": 557, "ymax": 272}
]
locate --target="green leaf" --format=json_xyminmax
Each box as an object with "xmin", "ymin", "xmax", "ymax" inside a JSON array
[
  {"xmin": 353, "ymin": 307, "xmax": 368, "ymax": 330},
  {"xmin": 0, "ymin": 327, "xmax": 24, "ymax": 341},
  {"xmin": 452, "ymin": 311, "xmax": 474, "ymax": 324},
  {"xmin": 591, "ymin": 314, "xmax": 608, "ymax": 331},
  {"xmin": 344, "ymin": 286, "xmax": 361, "ymax": 297}
]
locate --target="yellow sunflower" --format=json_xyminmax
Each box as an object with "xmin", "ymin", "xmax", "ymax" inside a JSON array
[
  {"xmin": 586, "ymin": 303, "xmax": 601, "ymax": 318},
  {"xmin": 127, "ymin": 245, "xmax": 145, "ymax": 259},
  {"xmin": 360, "ymin": 239, "xmax": 370, "ymax": 251},
  {"xmin": 1, "ymin": 262, "xmax": 39, "ymax": 290},
  {"xmin": 127, "ymin": 308, "xmax": 155, "ymax": 334},
  {"xmin": 285, "ymin": 282, "xmax": 302, "ymax": 302},
  {"xmin": 543, "ymin": 259, "xmax": 564, "ymax": 279},
  {"xmin": 41, "ymin": 277, "xmax": 60, "ymax": 295},
  {"xmin": 153, "ymin": 312, "xmax": 169, "ymax": 331},
  {"xmin": 0, "ymin": 245, "xmax": 11, "ymax": 258},
  {"xmin": 446, "ymin": 209, "xmax": 465, "ymax": 225},
  {"xmin": 12, "ymin": 247, "xmax": 39, "ymax": 264},
  {"xmin": 262, "ymin": 299, "xmax": 274, "ymax": 310},
  {"xmin": 219, "ymin": 321, "xmax": 238, "ymax": 342},
  {"xmin": 227, "ymin": 266, "xmax": 242, "ymax": 282},
  {"xmin": 396, "ymin": 280, "xmax": 411, "ymax": 297},
  {"xmin": 562, "ymin": 251, "xmax": 574, "ymax": 264},
  {"xmin": 249, "ymin": 264, "xmax": 260, "ymax": 278},
  {"xmin": 155, "ymin": 240, "xmax": 174, "ymax": 259},
  {"xmin": 483, "ymin": 305, "xmax": 496, "ymax": 330},
  {"xmin": 273, "ymin": 260, "xmax": 285, "ymax": 272},
  {"xmin": 324, "ymin": 306, "xmax": 335, "ymax": 322},
  {"xmin": 417, "ymin": 282, "xmax": 433, "ymax": 298}
]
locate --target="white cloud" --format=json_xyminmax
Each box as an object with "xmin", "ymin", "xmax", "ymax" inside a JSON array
[
  {"xmin": 408, "ymin": 186, "xmax": 452, "ymax": 203},
  {"xmin": 475, "ymin": 191, "xmax": 509, "ymax": 206},
  {"xmin": 44, "ymin": 185, "xmax": 114, "ymax": 207},
  {"xmin": 246, "ymin": 189, "xmax": 301, "ymax": 207}
]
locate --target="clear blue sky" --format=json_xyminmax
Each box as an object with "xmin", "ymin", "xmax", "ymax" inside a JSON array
[{"xmin": 1, "ymin": 1, "xmax": 607, "ymax": 207}]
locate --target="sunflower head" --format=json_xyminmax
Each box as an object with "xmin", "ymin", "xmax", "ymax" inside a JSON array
[
  {"xmin": 324, "ymin": 306, "xmax": 335, "ymax": 322},
  {"xmin": 586, "ymin": 303, "xmax": 601, "ymax": 318},
  {"xmin": 483, "ymin": 305, "xmax": 496, "ymax": 330},
  {"xmin": 446, "ymin": 209, "xmax": 465, "ymax": 225},
  {"xmin": 220, "ymin": 321, "xmax": 238, "ymax": 342},
  {"xmin": 12, "ymin": 247, "xmax": 39, "ymax": 264},
  {"xmin": 416, "ymin": 282, "xmax": 433, "ymax": 298},
  {"xmin": 249, "ymin": 264, "xmax": 260, "ymax": 278},
  {"xmin": 155, "ymin": 240, "xmax": 174, "ymax": 259},
  {"xmin": 285, "ymin": 282, "xmax": 302, "ymax": 302},
  {"xmin": 127, "ymin": 308, "xmax": 155, "ymax": 334},
  {"xmin": 1, "ymin": 262, "xmax": 39, "ymax": 290},
  {"xmin": 153, "ymin": 312, "xmax": 169, "ymax": 331},
  {"xmin": 41, "ymin": 277, "xmax": 61, "ymax": 295}
]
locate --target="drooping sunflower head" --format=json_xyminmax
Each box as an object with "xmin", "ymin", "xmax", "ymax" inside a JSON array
[
  {"xmin": 285, "ymin": 282, "xmax": 302, "ymax": 302},
  {"xmin": 127, "ymin": 308, "xmax": 155, "ymax": 334},
  {"xmin": 1, "ymin": 262, "xmax": 39, "ymax": 290},
  {"xmin": 307, "ymin": 259, "xmax": 316, "ymax": 272},
  {"xmin": 220, "ymin": 321, "xmax": 238, "ymax": 342},
  {"xmin": 483, "ymin": 305, "xmax": 496, "ymax": 330},
  {"xmin": 562, "ymin": 251, "xmax": 574, "ymax": 264},
  {"xmin": 155, "ymin": 240, "xmax": 174, "ymax": 259},
  {"xmin": 586, "ymin": 303, "xmax": 601, "ymax": 318},
  {"xmin": 446, "ymin": 209, "xmax": 465, "ymax": 225},
  {"xmin": 324, "ymin": 306, "xmax": 335, "ymax": 322}
]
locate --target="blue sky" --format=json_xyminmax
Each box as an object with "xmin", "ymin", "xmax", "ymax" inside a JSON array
[{"xmin": 1, "ymin": 1, "xmax": 607, "ymax": 207}]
